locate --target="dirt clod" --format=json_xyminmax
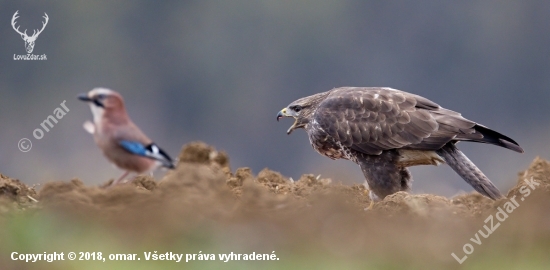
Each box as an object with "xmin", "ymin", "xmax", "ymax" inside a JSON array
[{"xmin": 2, "ymin": 141, "xmax": 550, "ymax": 267}]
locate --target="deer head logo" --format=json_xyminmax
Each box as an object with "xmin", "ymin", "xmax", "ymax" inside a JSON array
[{"xmin": 11, "ymin": 11, "xmax": 49, "ymax": 54}]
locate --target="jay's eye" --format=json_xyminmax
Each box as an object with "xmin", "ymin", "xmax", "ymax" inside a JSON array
[{"xmin": 96, "ymin": 94, "xmax": 107, "ymax": 100}]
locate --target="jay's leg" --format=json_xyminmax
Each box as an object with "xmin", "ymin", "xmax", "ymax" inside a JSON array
[{"xmin": 111, "ymin": 171, "xmax": 130, "ymax": 186}]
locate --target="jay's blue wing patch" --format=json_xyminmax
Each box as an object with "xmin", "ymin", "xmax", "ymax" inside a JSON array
[
  {"xmin": 119, "ymin": 140, "xmax": 148, "ymax": 156},
  {"xmin": 119, "ymin": 140, "xmax": 175, "ymax": 169}
]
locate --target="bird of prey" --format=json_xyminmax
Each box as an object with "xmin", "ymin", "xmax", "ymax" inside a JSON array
[
  {"xmin": 277, "ymin": 87, "xmax": 523, "ymax": 202},
  {"xmin": 78, "ymin": 88, "xmax": 175, "ymax": 185}
]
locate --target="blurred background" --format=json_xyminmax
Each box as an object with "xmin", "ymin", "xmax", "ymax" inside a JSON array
[{"xmin": 1, "ymin": 0, "xmax": 549, "ymax": 196}]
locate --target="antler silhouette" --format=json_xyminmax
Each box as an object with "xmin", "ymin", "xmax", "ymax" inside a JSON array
[
  {"xmin": 11, "ymin": 11, "xmax": 49, "ymax": 53},
  {"xmin": 34, "ymin": 13, "xmax": 49, "ymax": 38},
  {"xmin": 11, "ymin": 11, "xmax": 26, "ymax": 37}
]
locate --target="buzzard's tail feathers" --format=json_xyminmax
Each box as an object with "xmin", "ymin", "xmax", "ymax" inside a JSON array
[{"xmin": 436, "ymin": 143, "xmax": 503, "ymax": 200}]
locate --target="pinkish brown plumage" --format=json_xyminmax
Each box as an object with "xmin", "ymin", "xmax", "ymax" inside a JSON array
[{"xmin": 78, "ymin": 88, "xmax": 174, "ymax": 185}]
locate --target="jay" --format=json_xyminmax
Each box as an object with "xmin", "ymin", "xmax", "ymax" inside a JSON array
[{"xmin": 78, "ymin": 88, "xmax": 175, "ymax": 185}]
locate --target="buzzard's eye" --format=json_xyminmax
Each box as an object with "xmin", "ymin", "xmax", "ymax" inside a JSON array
[{"xmin": 293, "ymin": 105, "xmax": 302, "ymax": 112}]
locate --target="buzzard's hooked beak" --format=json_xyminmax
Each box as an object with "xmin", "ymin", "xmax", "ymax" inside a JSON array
[
  {"xmin": 277, "ymin": 108, "xmax": 298, "ymax": 135},
  {"xmin": 276, "ymin": 110, "xmax": 284, "ymax": 121},
  {"xmin": 78, "ymin": 93, "xmax": 104, "ymax": 108}
]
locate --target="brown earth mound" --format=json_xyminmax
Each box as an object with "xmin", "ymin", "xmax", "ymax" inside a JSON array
[
  {"xmin": 1, "ymin": 142, "xmax": 549, "ymax": 268},
  {"xmin": 0, "ymin": 173, "xmax": 38, "ymax": 213}
]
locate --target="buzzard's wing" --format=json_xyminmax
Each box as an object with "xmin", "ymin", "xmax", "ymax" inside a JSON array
[{"xmin": 313, "ymin": 87, "xmax": 475, "ymax": 155}]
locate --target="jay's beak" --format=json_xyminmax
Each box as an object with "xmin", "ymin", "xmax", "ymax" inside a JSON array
[
  {"xmin": 78, "ymin": 93, "xmax": 92, "ymax": 102},
  {"xmin": 78, "ymin": 93, "xmax": 104, "ymax": 108}
]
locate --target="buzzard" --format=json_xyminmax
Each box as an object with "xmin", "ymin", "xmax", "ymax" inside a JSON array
[{"xmin": 277, "ymin": 87, "xmax": 523, "ymax": 202}]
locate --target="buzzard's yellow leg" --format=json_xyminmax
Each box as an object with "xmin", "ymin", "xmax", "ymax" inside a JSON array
[
  {"xmin": 365, "ymin": 200, "xmax": 375, "ymax": 211},
  {"xmin": 363, "ymin": 181, "xmax": 375, "ymax": 211}
]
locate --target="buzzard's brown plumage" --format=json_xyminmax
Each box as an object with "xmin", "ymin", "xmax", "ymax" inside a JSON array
[{"xmin": 277, "ymin": 87, "xmax": 523, "ymax": 201}]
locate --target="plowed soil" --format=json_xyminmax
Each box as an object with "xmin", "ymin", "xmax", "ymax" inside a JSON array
[{"xmin": 1, "ymin": 142, "xmax": 549, "ymax": 269}]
